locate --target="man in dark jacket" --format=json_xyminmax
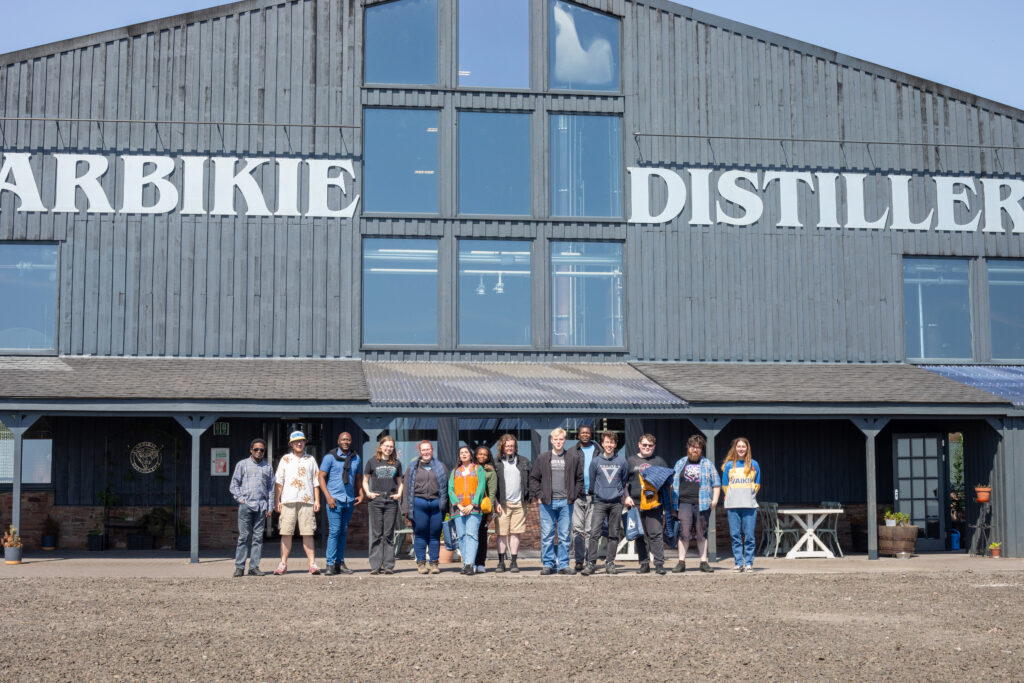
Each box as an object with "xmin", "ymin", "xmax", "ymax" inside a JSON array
[
  {"xmin": 569, "ymin": 425, "xmax": 598, "ymax": 571},
  {"xmin": 626, "ymin": 433, "xmax": 669, "ymax": 574},
  {"xmin": 529, "ymin": 427, "xmax": 585, "ymax": 575},
  {"xmin": 493, "ymin": 433, "xmax": 531, "ymax": 573}
]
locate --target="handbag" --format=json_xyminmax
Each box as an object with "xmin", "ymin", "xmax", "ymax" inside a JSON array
[
  {"xmin": 480, "ymin": 496, "xmax": 492, "ymax": 514},
  {"xmin": 622, "ymin": 506, "xmax": 643, "ymax": 541},
  {"xmin": 443, "ymin": 516, "xmax": 458, "ymax": 551},
  {"xmin": 663, "ymin": 508, "xmax": 679, "ymax": 546}
]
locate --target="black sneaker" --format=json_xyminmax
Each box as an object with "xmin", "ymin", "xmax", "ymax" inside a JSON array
[
  {"xmin": 638, "ymin": 564, "xmax": 650, "ymax": 574},
  {"xmin": 699, "ymin": 561, "xmax": 713, "ymax": 573},
  {"xmin": 337, "ymin": 563, "xmax": 354, "ymax": 575},
  {"xmin": 655, "ymin": 565, "xmax": 667, "ymax": 575},
  {"xmin": 509, "ymin": 557, "xmax": 520, "ymax": 573},
  {"xmin": 672, "ymin": 561, "xmax": 686, "ymax": 573},
  {"xmin": 605, "ymin": 563, "xmax": 618, "ymax": 575},
  {"xmin": 574, "ymin": 561, "xmax": 584, "ymax": 572},
  {"xmin": 461, "ymin": 564, "xmax": 475, "ymax": 575},
  {"xmin": 540, "ymin": 566, "xmax": 554, "ymax": 576},
  {"xmin": 324, "ymin": 564, "xmax": 338, "ymax": 576},
  {"xmin": 557, "ymin": 567, "xmax": 575, "ymax": 576},
  {"xmin": 580, "ymin": 563, "xmax": 596, "ymax": 576},
  {"xmin": 247, "ymin": 568, "xmax": 265, "ymax": 577},
  {"xmin": 232, "ymin": 567, "xmax": 244, "ymax": 578}
]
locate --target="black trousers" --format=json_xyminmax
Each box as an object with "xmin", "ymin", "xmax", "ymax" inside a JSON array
[
  {"xmin": 587, "ymin": 499, "xmax": 623, "ymax": 564},
  {"xmin": 635, "ymin": 507, "xmax": 665, "ymax": 567},
  {"xmin": 368, "ymin": 498, "xmax": 399, "ymax": 570}
]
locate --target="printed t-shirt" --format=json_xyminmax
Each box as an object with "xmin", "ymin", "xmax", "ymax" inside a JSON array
[
  {"xmin": 365, "ymin": 457, "xmax": 403, "ymax": 496},
  {"xmin": 678, "ymin": 459, "xmax": 702, "ymax": 505}
]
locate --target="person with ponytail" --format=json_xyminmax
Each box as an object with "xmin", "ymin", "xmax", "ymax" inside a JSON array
[{"xmin": 721, "ymin": 437, "xmax": 760, "ymax": 572}]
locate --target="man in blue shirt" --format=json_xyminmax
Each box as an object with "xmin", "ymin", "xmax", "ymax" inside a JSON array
[
  {"xmin": 318, "ymin": 431, "xmax": 364, "ymax": 575},
  {"xmin": 229, "ymin": 438, "xmax": 276, "ymax": 577},
  {"xmin": 569, "ymin": 425, "xmax": 598, "ymax": 572}
]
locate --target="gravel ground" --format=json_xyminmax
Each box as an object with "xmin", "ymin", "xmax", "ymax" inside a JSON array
[{"xmin": 2, "ymin": 569, "xmax": 1022, "ymax": 681}]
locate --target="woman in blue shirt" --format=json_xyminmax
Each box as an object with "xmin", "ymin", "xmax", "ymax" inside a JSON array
[{"xmin": 721, "ymin": 437, "xmax": 760, "ymax": 572}]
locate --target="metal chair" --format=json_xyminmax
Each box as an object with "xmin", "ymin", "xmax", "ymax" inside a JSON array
[
  {"xmin": 393, "ymin": 514, "xmax": 414, "ymax": 559},
  {"xmin": 762, "ymin": 502, "xmax": 800, "ymax": 557},
  {"xmin": 818, "ymin": 501, "xmax": 844, "ymax": 557}
]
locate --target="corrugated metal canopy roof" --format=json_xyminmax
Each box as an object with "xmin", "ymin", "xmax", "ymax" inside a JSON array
[
  {"xmin": 362, "ymin": 362, "xmax": 686, "ymax": 410},
  {"xmin": 923, "ymin": 366, "xmax": 1024, "ymax": 408},
  {"xmin": 632, "ymin": 362, "xmax": 1010, "ymax": 405}
]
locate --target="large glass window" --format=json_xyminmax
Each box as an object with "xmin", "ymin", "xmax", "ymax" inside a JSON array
[
  {"xmin": 550, "ymin": 114, "xmax": 621, "ymax": 217},
  {"xmin": 551, "ymin": 241, "xmax": 623, "ymax": 347},
  {"xmin": 0, "ymin": 422, "xmax": 52, "ymax": 485},
  {"xmin": 988, "ymin": 259, "xmax": 1024, "ymax": 360},
  {"xmin": 363, "ymin": 238, "xmax": 439, "ymax": 345},
  {"xmin": 365, "ymin": 0, "xmax": 438, "ymax": 85},
  {"xmin": 549, "ymin": 0, "xmax": 619, "ymax": 91},
  {"xmin": 0, "ymin": 243, "xmax": 58, "ymax": 351},
  {"xmin": 458, "ymin": 240, "xmax": 531, "ymax": 346},
  {"xmin": 458, "ymin": 0, "xmax": 529, "ymax": 88},
  {"xmin": 458, "ymin": 112, "xmax": 531, "ymax": 215},
  {"xmin": 903, "ymin": 258, "xmax": 972, "ymax": 360},
  {"xmin": 364, "ymin": 109, "xmax": 439, "ymax": 213}
]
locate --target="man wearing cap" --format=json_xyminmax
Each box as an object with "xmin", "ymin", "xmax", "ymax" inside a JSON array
[
  {"xmin": 318, "ymin": 431, "xmax": 363, "ymax": 575},
  {"xmin": 229, "ymin": 437, "xmax": 275, "ymax": 577},
  {"xmin": 274, "ymin": 430, "xmax": 322, "ymax": 575}
]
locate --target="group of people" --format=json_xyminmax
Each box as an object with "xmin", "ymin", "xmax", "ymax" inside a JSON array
[{"xmin": 228, "ymin": 426, "xmax": 763, "ymax": 576}]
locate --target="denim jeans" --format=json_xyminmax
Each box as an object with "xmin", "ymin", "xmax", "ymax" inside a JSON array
[
  {"xmin": 325, "ymin": 501, "xmax": 354, "ymax": 566},
  {"xmin": 413, "ymin": 497, "xmax": 443, "ymax": 563},
  {"xmin": 235, "ymin": 504, "xmax": 267, "ymax": 570},
  {"xmin": 539, "ymin": 499, "xmax": 573, "ymax": 570},
  {"xmin": 454, "ymin": 513, "xmax": 481, "ymax": 566},
  {"xmin": 727, "ymin": 507, "xmax": 757, "ymax": 567}
]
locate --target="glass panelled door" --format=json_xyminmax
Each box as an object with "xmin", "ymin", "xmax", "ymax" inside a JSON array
[{"xmin": 892, "ymin": 434, "xmax": 947, "ymax": 551}]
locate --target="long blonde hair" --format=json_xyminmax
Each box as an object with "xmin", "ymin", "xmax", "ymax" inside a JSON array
[
  {"xmin": 374, "ymin": 436, "xmax": 398, "ymax": 465},
  {"xmin": 722, "ymin": 437, "xmax": 754, "ymax": 478}
]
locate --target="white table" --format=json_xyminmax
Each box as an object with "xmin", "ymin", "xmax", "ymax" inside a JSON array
[{"xmin": 777, "ymin": 508, "xmax": 844, "ymax": 559}]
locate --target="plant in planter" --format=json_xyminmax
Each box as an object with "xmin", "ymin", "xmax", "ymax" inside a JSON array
[
  {"xmin": 989, "ymin": 541, "xmax": 1002, "ymax": 558},
  {"xmin": 87, "ymin": 526, "xmax": 106, "ymax": 551},
  {"xmin": 878, "ymin": 510, "xmax": 917, "ymax": 557},
  {"xmin": 3, "ymin": 525, "xmax": 24, "ymax": 564},
  {"xmin": 974, "ymin": 484, "xmax": 992, "ymax": 504},
  {"xmin": 883, "ymin": 510, "xmax": 910, "ymax": 527},
  {"xmin": 41, "ymin": 516, "xmax": 59, "ymax": 550}
]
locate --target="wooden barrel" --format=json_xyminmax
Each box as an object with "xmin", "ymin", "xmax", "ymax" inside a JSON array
[{"xmin": 878, "ymin": 525, "xmax": 918, "ymax": 556}]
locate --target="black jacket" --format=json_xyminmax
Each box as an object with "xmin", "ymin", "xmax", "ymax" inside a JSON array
[
  {"xmin": 494, "ymin": 454, "xmax": 532, "ymax": 506},
  {"xmin": 529, "ymin": 449, "xmax": 585, "ymax": 505}
]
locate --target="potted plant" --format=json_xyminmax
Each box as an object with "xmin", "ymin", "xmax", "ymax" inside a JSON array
[
  {"xmin": 87, "ymin": 526, "xmax": 106, "ymax": 551},
  {"xmin": 41, "ymin": 516, "xmax": 59, "ymax": 550},
  {"xmin": 990, "ymin": 541, "xmax": 1002, "ymax": 558},
  {"xmin": 878, "ymin": 510, "xmax": 917, "ymax": 557},
  {"xmin": 975, "ymin": 484, "xmax": 992, "ymax": 503},
  {"xmin": 3, "ymin": 525, "xmax": 24, "ymax": 565}
]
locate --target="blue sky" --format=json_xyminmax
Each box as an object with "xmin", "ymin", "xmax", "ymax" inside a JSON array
[{"xmin": 1, "ymin": 0, "xmax": 1021, "ymax": 110}]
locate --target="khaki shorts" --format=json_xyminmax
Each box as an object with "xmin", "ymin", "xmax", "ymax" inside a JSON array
[
  {"xmin": 280, "ymin": 502, "xmax": 316, "ymax": 535},
  {"xmin": 496, "ymin": 501, "xmax": 527, "ymax": 535}
]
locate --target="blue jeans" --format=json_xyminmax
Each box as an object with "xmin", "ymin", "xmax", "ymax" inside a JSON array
[
  {"xmin": 539, "ymin": 499, "xmax": 573, "ymax": 570},
  {"xmin": 727, "ymin": 508, "xmax": 757, "ymax": 567},
  {"xmin": 413, "ymin": 497, "xmax": 443, "ymax": 563},
  {"xmin": 454, "ymin": 514, "xmax": 481, "ymax": 567},
  {"xmin": 325, "ymin": 501, "xmax": 355, "ymax": 566},
  {"xmin": 235, "ymin": 504, "xmax": 267, "ymax": 570}
]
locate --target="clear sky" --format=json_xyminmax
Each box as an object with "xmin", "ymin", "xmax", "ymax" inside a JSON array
[{"xmin": 1, "ymin": 0, "xmax": 1021, "ymax": 110}]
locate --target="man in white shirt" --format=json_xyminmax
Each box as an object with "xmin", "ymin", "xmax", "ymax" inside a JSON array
[{"xmin": 273, "ymin": 431, "xmax": 322, "ymax": 575}]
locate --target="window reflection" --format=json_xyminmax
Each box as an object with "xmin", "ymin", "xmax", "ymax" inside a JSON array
[
  {"xmin": 0, "ymin": 422, "xmax": 52, "ymax": 485},
  {"xmin": 903, "ymin": 258, "xmax": 971, "ymax": 360},
  {"xmin": 551, "ymin": 241, "xmax": 623, "ymax": 347},
  {"xmin": 0, "ymin": 243, "xmax": 58, "ymax": 351},
  {"xmin": 988, "ymin": 259, "xmax": 1024, "ymax": 359},
  {"xmin": 364, "ymin": 108, "xmax": 439, "ymax": 213},
  {"xmin": 549, "ymin": 0, "xmax": 619, "ymax": 91},
  {"xmin": 459, "ymin": 112, "xmax": 531, "ymax": 215},
  {"xmin": 550, "ymin": 114, "xmax": 622, "ymax": 217},
  {"xmin": 365, "ymin": 0, "xmax": 438, "ymax": 85},
  {"xmin": 459, "ymin": 240, "xmax": 531, "ymax": 346},
  {"xmin": 363, "ymin": 238, "xmax": 439, "ymax": 345},
  {"xmin": 459, "ymin": 0, "xmax": 529, "ymax": 88}
]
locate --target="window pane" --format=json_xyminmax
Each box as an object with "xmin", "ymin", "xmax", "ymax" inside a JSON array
[
  {"xmin": 550, "ymin": 114, "xmax": 621, "ymax": 217},
  {"xmin": 459, "ymin": 240, "xmax": 531, "ymax": 346},
  {"xmin": 459, "ymin": 112, "xmax": 530, "ymax": 215},
  {"xmin": 903, "ymin": 258, "xmax": 971, "ymax": 360},
  {"xmin": 364, "ymin": 109, "xmax": 439, "ymax": 213},
  {"xmin": 459, "ymin": 0, "xmax": 529, "ymax": 88},
  {"xmin": 0, "ymin": 424, "xmax": 51, "ymax": 485},
  {"xmin": 988, "ymin": 259, "xmax": 1024, "ymax": 359},
  {"xmin": 365, "ymin": 0, "xmax": 437, "ymax": 85},
  {"xmin": 363, "ymin": 238, "xmax": 438, "ymax": 345},
  {"xmin": 0, "ymin": 243, "xmax": 58, "ymax": 350},
  {"xmin": 549, "ymin": 0, "xmax": 619, "ymax": 91},
  {"xmin": 551, "ymin": 241, "xmax": 623, "ymax": 347}
]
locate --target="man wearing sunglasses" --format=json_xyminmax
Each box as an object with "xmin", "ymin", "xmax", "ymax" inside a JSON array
[{"xmin": 229, "ymin": 438, "xmax": 276, "ymax": 577}]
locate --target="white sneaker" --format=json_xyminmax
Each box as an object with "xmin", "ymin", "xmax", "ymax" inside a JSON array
[
  {"xmin": 744, "ymin": 564, "xmax": 754, "ymax": 572},
  {"xmin": 476, "ymin": 565, "xmax": 486, "ymax": 573},
  {"xmin": 732, "ymin": 565, "xmax": 743, "ymax": 573}
]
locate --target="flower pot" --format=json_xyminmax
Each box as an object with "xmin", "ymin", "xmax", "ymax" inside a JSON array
[
  {"xmin": 4, "ymin": 546, "xmax": 23, "ymax": 564},
  {"xmin": 885, "ymin": 519, "xmax": 897, "ymax": 527},
  {"xmin": 87, "ymin": 534, "xmax": 106, "ymax": 551},
  {"xmin": 41, "ymin": 535, "xmax": 57, "ymax": 550},
  {"xmin": 991, "ymin": 548, "xmax": 1002, "ymax": 558},
  {"xmin": 975, "ymin": 486, "xmax": 992, "ymax": 503},
  {"xmin": 438, "ymin": 546, "xmax": 455, "ymax": 564},
  {"xmin": 878, "ymin": 525, "xmax": 918, "ymax": 557}
]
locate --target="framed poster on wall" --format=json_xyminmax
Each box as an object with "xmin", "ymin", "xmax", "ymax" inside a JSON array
[{"xmin": 211, "ymin": 447, "xmax": 230, "ymax": 476}]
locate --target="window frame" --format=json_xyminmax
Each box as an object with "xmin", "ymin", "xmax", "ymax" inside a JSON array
[
  {"xmin": 985, "ymin": 257, "xmax": 1024, "ymax": 362},
  {"xmin": 455, "ymin": 0, "xmax": 532, "ymax": 92},
  {"xmin": 547, "ymin": 111, "xmax": 625, "ymax": 220},
  {"xmin": 456, "ymin": 109, "xmax": 534, "ymax": 218},
  {"xmin": 0, "ymin": 240, "xmax": 60, "ymax": 356},
  {"xmin": 548, "ymin": 238, "xmax": 627, "ymax": 351},
  {"xmin": 363, "ymin": 0, "xmax": 441, "ymax": 88},
  {"xmin": 455, "ymin": 237, "xmax": 535, "ymax": 350},
  {"xmin": 360, "ymin": 236, "xmax": 443, "ymax": 350},
  {"xmin": 901, "ymin": 255, "xmax": 975, "ymax": 363},
  {"xmin": 545, "ymin": 0, "xmax": 623, "ymax": 94},
  {"xmin": 361, "ymin": 107, "xmax": 444, "ymax": 217}
]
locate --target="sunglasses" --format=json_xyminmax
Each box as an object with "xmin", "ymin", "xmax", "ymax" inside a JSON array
[{"xmin": 252, "ymin": 447, "xmax": 266, "ymax": 452}]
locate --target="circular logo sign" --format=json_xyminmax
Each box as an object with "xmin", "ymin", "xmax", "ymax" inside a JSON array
[{"xmin": 129, "ymin": 442, "xmax": 162, "ymax": 474}]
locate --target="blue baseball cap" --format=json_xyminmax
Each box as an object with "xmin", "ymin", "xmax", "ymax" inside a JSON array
[{"xmin": 289, "ymin": 430, "xmax": 307, "ymax": 443}]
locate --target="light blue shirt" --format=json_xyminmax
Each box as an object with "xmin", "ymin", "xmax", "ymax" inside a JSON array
[
  {"xmin": 580, "ymin": 443, "xmax": 596, "ymax": 492},
  {"xmin": 320, "ymin": 449, "xmax": 361, "ymax": 503}
]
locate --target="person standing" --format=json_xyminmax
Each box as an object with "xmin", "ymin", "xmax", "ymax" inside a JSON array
[
  {"xmin": 229, "ymin": 438, "xmax": 276, "ymax": 577},
  {"xmin": 273, "ymin": 431, "xmax": 322, "ymax": 575},
  {"xmin": 569, "ymin": 425, "xmax": 598, "ymax": 572},
  {"xmin": 318, "ymin": 431, "xmax": 363, "ymax": 575},
  {"xmin": 473, "ymin": 446, "xmax": 498, "ymax": 573},
  {"xmin": 672, "ymin": 434, "xmax": 720, "ymax": 573},
  {"xmin": 581, "ymin": 430, "xmax": 632, "ymax": 576},
  {"xmin": 403, "ymin": 440, "xmax": 448, "ymax": 574},
  {"xmin": 363, "ymin": 435, "xmax": 404, "ymax": 575},
  {"xmin": 722, "ymin": 437, "xmax": 760, "ymax": 572},
  {"xmin": 493, "ymin": 433, "xmax": 531, "ymax": 573},
  {"xmin": 529, "ymin": 427, "xmax": 585, "ymax": 576},
  {"xmin": 626, "ymin": 433, "xmax": 669, "ymax": 574},
  {"xmin": 448, "ymin": 445, "xmax": 487, "ymax": 575}
]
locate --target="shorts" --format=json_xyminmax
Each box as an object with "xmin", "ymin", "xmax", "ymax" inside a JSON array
[
  {"xmin": 677, "ymin": 502, "xmax": 710, "ymax": 542},
  {"xmin": 280, "ymin": 502, "xmax": 316, "ymax": 535},
  {"xmin": 496, "ymin": 501, "xmax": 527, "ymax": 535}
]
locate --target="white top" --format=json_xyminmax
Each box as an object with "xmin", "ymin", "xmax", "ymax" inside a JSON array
[{"xmin": 274, "ymin": 453, "xmax": 320, "ymax": 504}]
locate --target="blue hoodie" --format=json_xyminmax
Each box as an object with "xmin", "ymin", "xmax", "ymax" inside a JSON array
[{"xmin": 588, "ymin": 452, "xmax": 629, "ymax": 503}]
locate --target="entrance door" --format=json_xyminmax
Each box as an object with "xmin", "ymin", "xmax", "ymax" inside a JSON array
[{"xmin": 892, "ymin": 433, "xmax": 947, "ymax": 551}]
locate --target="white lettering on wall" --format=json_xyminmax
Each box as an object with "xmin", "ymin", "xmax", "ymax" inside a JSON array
[
  {"xmin": 122, "ymin": 156, "xmax": 179, "ymax": 214},
  {"xmin": 53, "ymin": 154, "xmax": 114, "ymax": 213},
  {"xmin": 0, "ymin": 152, "xmax": 46, "ymax": 212}
]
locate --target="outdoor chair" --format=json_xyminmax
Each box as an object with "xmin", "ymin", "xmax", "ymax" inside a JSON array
[
  {"xmin": 762, "ymin": 502, "xmax": 800, "ymax": 557},
  {"xmin": 818, "ymin": 501, "xmax": 844, "ymax": 557},
  {"xmin": 393, "ymin": 515, "xmax": 414, "ymax": 559}
]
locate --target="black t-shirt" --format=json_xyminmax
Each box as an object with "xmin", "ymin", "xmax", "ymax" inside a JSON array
[
  {"xmin": 627, "ymin": 454, "xmax": 668, "ymax": 500},
  {"xmin": 677, "ymin": 459, "xmax": 702, "ymax": 505},
  {"xmin": 365, "ymin": 457, "xmax": 403, "ymax": 496}
]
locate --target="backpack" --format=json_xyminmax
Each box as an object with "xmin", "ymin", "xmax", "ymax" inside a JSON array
[{"xmin": 639, "ymin": 473, "xmax": 661, "ymax": 510}]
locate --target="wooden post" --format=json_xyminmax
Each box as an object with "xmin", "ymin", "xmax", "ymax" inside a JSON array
[
  {"xmin": 853, "ymin": 417, "xmax": 889, "ymax": 561},
  {"xmin": 692, "ymin": 417, "xmax": 730, "ymax": 563},
  {"xmin": 174, "ymin": 415, "xmax": 218, "ymax": 564}
]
